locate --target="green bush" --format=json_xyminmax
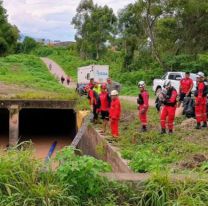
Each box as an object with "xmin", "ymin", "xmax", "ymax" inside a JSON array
[
  {"xmin": 56, "ymin": 147, "xmax": 111, "ymax": 203},
  {"xmin": 33, "ymin": 46, "xmax": 54, "ymax": 57},
  {"xmin": 0, "ymin": 143, "xmax": 77, "ymax": 206}
]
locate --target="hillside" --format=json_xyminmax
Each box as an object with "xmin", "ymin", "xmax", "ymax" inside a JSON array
[{"xmin": 0, "ymin": 54, "xmax": 77, "ymax": 100}]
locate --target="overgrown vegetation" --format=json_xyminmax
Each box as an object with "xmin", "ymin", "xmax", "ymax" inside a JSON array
[
  {"xmin": 0, "ymin": 54, "xmax": 77, "ymax": 99},
  {"xmin": 1, "ymin": 144, "xmax": 208, "ymax": 205}
]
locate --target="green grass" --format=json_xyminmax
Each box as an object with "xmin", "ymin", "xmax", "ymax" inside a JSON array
[
  {"xmin": 101, "ymin": 100, "xmax": 208, "ymax": 175},
  {"xmin": 0, "ymin": 54, "xmax": 78, "ymax": 100},
  {"xmin": 120, "ymin": 85, "xmax": 155, "ymax": 97},
  {"xmin": 1, "ymin": 143, "xmax": 208, "ymax": 205}
]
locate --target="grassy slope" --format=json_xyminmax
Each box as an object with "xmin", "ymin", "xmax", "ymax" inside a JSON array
[
  {"xmin": 116, "ymin": 100, "xmax": 208, "ymax": 175},
  {"xmin": 0, "ymin": 54, "xmax": 77, "ymax": 100}
]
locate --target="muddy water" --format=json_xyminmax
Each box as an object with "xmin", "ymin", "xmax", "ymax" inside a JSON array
[
  {"xmin": 0, "ymin": 135, "xmax": 9, "ymax": 148},
  {"xmin": 20, "ymin": 135, "xmax": 72, "ymax": 160}
]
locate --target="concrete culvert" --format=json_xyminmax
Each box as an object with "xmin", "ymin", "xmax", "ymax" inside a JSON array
[
  {"xmin": 0, "ymin": 109, "xmax": 9, "ymax": 148},
  {"xmin": 19, "ymin": 109, "xmax": 77, "ymax": 159}
]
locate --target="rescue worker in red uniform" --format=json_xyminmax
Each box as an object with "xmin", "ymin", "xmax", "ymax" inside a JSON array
[
  {"xmin": 85, "ymin": 85, "xmax": 99, "ymax": 122},
  {"xmin": 178, "ymin": 72, "xmax": 193, "ymax": 107},
  {"xmin": 195, "ymin": 72, "xmax": 207, "ymax": 129},
  {"xmin": 88, "ymin": 78, "xmax": 95, "ymax": 89},
  {"xmin": 109, "ymin": 90, "xmax": 121, "ymax": 138},
  {"xmin": 137, "ymin": 81, "xmax": 149, "ymax": 132},
  {"xmin": 160, "ymin": 80, "xmax": 178, "ymax": 134},
  {"xmin": 97, "ymin": 84, "xmax": 111, "ymax": 133}
]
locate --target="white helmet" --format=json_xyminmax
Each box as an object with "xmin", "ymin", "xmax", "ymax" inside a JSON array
[
  {"xmin": 111, "ymin": 90, "xmax": 118, "ymax": 96},
  {"xmin": 163, "ymin": 80, "xmax": 171, "ymax": 88},
  {"xmin": 197, "ymin": 71, "xmax": 205, "ymax": 78},
  {"xmin": 138, "ymin": 81, "xmax": 145, "ymax": 88}
]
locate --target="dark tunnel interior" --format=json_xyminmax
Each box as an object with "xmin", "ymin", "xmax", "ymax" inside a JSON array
[
  {"xmin": 19, "ymin": 109, "xmax": 77, "ymax": 137},
  {"xmin": 19, "ymin": 109, "xmax": 77, "ymax": 158},
  {"xmin": 0, "ymin": 109, "xmax": 9, "ymax": 147}
]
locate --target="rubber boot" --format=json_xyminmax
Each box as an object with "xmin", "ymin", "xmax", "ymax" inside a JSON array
[
  {"xmin": 202, "ymin": 122, "xmax": 207, "ymax": 128},
  {"xmin": 195, "ymin": 123, "xmax": 201, "ymax": 129},
  {"xmin": 160, "ymin": 128, "xmax": 166, "ymax": 134},
  {"xmin": 169, "ymin": 129, "xmax": 173, "ymax": 134}
]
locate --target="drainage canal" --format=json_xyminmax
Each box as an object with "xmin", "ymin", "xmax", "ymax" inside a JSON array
[
  {"xmin": 19, "ymin": 109, "xmax": 76, "ymax": 159},
  {"xmin": 0, "ymin": 109, "xmax": 9, "ymax": 148}
]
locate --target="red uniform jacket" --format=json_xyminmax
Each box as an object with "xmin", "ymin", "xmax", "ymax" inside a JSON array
[
  {"xmin": 109, "ymin": 98, "xmax": 121, "ymax": 120},
  {"xmin": 164, "ymin": 87, "xmax": 177, "ymax": 106},
  {"xmin": 180, "ymin": 78, "xmax": 193, "ymax": 94},
  {"xmin": 196, "ymin": 82, "xmax": 206, "ymax": 104},
  {"xmin": 98, "ymin": 92, "xmax": 111, "ymax": 111},
  {"xmin": 137, "ymin": 90, "xmax": 149, "ymax": 109},
  {"xmin": 87, "ymin": 90, "xmax": 98, "ymax": 105},
  {"xmin": 88, "ymin": 82, "xmax": 94, "ymax": 89}
]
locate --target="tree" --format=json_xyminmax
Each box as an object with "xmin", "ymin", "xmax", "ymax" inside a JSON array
[
  {"xmin": 118, "ymin": 3, "xmax": 145, "ymax": 70},
  {"xmin": 72, "ymin": 0, "xmax": 117, "ymax": 60},
  {"xmin": 0, "ymin": 0, "xmax": 19, "ymax": 56},
  {"xmin": 21, "ymin": 36, "xmax": 38, "ymax": 53}
]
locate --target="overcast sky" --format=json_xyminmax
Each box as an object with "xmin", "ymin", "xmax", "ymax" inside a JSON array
[{"xmin": 3, "ymin": 0, "xmax": 135, "ymax": 41}]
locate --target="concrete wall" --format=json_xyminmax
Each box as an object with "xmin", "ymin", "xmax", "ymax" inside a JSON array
[{"xmin": 71, "ymin": 120, "xmax": 132, "ymax": 173}]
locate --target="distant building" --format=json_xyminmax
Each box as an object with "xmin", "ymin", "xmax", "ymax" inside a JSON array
[{"xmin": 51, "ymin": 41, "xmax": 75, "ymax": 47}]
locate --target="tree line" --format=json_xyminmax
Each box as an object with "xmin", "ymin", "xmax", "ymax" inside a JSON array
[{"xmin": 72, "ymin": 0, "xmax": 208, "ymax": 72}]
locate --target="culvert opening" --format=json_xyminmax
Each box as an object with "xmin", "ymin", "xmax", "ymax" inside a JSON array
[
  {"xmin": 0, "ymin": 109, "xmax": 9, "ymax": 147},
  {"xmin": 19, "ymin": 109, "xmax": 76, "ymax": 159}
]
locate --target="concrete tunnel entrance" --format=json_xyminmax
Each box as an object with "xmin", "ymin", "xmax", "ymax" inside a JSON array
[
  {"xmin": 19, "ymin": 109, "xmax": 76, "ymax": 159},
  {"xmin": 0, "ymin": 109, "xmax": 9, "ymax": 148}
]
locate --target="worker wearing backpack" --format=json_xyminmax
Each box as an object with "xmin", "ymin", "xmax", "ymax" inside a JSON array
[{"xmin": 195, "ymin": 72, "xmax": 208, "ymax": 129}]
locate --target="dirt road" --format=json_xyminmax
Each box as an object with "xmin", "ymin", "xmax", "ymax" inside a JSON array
[
  {"xmin": 120, "ymin": 96, "xmax": 155, "ymax": 107},
  {"xmin": 41, "ymin": 57, "xmax": 76, "ymax": 89},
  {"xmin": 120, "ymin": 95, "xmax": 183, "ymax": 116}
]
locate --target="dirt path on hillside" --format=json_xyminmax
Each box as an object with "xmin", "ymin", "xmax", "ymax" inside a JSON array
[{"xmin": 40, "ymin": 57, "xmax": 76, "ymax": 89}]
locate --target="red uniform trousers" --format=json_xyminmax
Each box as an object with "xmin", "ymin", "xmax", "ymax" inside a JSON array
[
  {"xmin": 139, "ymin": 105, "xmax": 148, "ymax": 126},
  {"xmin": 195, "ymin": 97, "xmax": 207, "ymax": 123},
  {"xmin": 160, "ymin": 106, "xmax": 176, "ymax": 130},
  {"xmin": 110, "ymin": 119, "xmax": 119, "ymax": 137}
]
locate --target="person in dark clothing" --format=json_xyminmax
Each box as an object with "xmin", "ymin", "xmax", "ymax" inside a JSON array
[
  {"xmin": 66, "ymin": 76, "xmax": 71, "ymax": 85},
  {"xmin": 61, "ymin": 75, "xmax": 65, "ymax": 84}
]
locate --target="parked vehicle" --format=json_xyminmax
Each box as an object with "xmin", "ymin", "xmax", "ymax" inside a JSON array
[
  {"xmin": 76, "ymin": 65, "xmax": 109, "ymax": 95},
  {"xmin": 153, "ymin": 72, "xmax": 198, "ymax": 95}
]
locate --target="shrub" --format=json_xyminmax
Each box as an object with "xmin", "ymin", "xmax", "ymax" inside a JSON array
[{"xmin": 56, "ymin": 147, "xmax": 111, "ymax": 204}]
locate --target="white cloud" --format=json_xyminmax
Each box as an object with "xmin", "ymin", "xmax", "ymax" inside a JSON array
[{"xmin": 3, "ymin": 0, "xmax": 135, "ymax": 41}]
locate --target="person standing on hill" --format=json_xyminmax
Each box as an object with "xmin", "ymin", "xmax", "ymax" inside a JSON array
[
  {"xmin": 61, "ymin": 75, "xmax": 65, "ymax": 84},
  {"xmin": 97, "ymin": 84, "xmax": 111, "ymax": 133},
  {"xmin": 137, "ymin": 81, "xmax": 149, "ymax": 132},
  {"xmin": 160, "ymin": 80, "xmax": 178, "ymax": 134},
  {"xmin": 195, "ymin": 72, "xmax": 208, "ymax": 129},
  {"xmin": 66, "ymin": 76, "xmax": 71, "ymax": 85},
  {"xmin": 109, "ymin": 90, "xmax": 121, "ymax": 138},
  {"xmin": 178, "ymin": 72, "xmax": 193, "ymax": 107}
]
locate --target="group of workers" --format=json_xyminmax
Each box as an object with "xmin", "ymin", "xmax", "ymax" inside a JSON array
[
  {"xmin": 85, "ymin": 77, "xmax": 121, "ymax": 138},
  {"xmin": 139, "ymin": 71, "xmax": 208, "ymax": 134},
  {"xmin": 85, "ymin": 71, "xmax": 208, "ymax": 139}
]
